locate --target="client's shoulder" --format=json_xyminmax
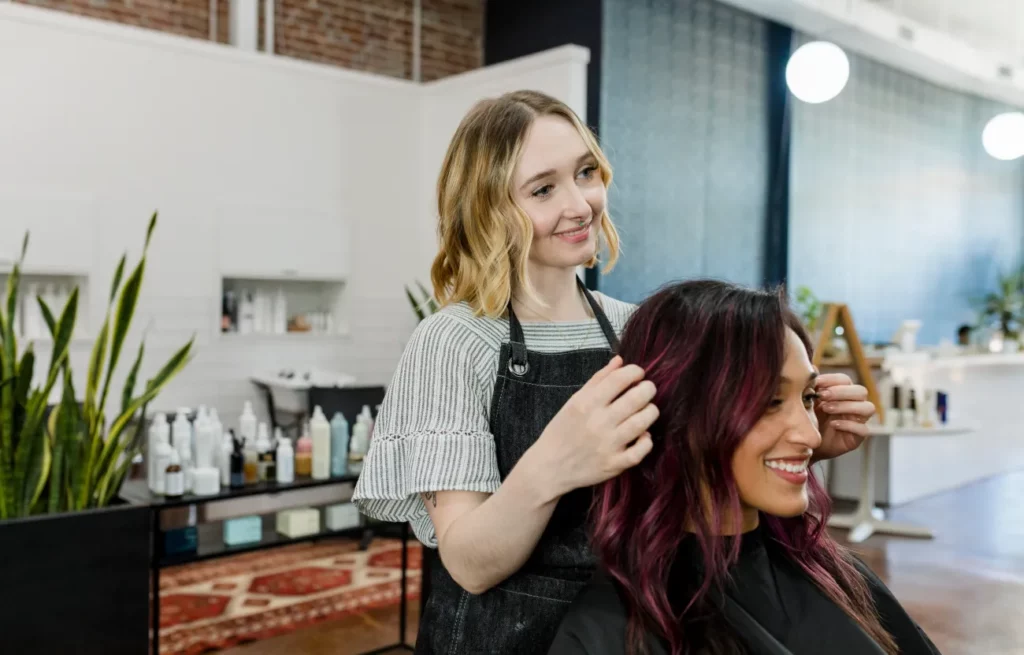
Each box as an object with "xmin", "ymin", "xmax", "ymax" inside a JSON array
[
  {"xmin": 570, "ymin": 569, "xmax": 628, "ymax": 617},
  {"xmin": 549, "ymin": 571, "xmax": 635, "ymax": 655}
]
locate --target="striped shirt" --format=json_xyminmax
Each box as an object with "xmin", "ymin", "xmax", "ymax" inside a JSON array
[{"xmin": 351, "ymin": 292, "xmax": 637, "ymax": 547}]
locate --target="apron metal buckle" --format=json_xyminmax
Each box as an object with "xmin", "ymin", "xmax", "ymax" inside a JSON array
[{"xmin": 507, "ymin": 360, "xmax": 530, "ymax": 376}]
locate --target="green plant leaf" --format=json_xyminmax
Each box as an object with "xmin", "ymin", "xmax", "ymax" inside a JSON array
[
  {"xmin": 101, "ymin": 256, "xmax": 144, "ymax": 420},
  {"xmin": 37, "ymin": 296, "xmax": 56, "ymax": 336},
  {"xmin": 13, "ymin": 390, "xmax": 48, "ymax": 516},
  {"xmin": 416, "ymin": 280, "xmax": 438, "ymax": 314},
  {"xmin": 95, "ymin": 336, "xmax": 193, "ymax": 489},
  {"xmin": 84, "ymin": 315, "xmax": 109, "ymax": 435},
  {"xmin": 22, "ymin": 419, "xmax": 50, "ymax": 514},
  {"xmin": 47, "ymin": 371, "xmax": 79, "ymax": 514},
  {"xmin": 405, "ymin": 286, "xmax": 426, "ymax": 322},
  {"xmin": 121, "ymin": 339, "xmax": 145, "ymax": 418},
  {"xmin": 15, "ymin": 346, "xmax": 34, "ymax": 410},
  {"xmin": 108, "ymin": 254, "xmax": 126, "ymax": 304},
  {"xmin": 144, "ymin": 211, "xmax": 158, "ymax": 250}
]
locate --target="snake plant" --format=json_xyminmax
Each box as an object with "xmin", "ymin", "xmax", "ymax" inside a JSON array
[
  {"xmin": 0, "ymin": 211, "xmax": 194, "ymax": 519},
  {"xmin": 404, "ymin": 280, "xmax": 438, "ymax": 322}
]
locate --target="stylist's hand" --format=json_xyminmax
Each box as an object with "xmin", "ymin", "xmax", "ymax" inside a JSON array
[
  {"xmin": 529, "ymin": 356, "xmax": 658, "ymax": 498},
  {"xmin": 814, "ymin": 373, "xmax": 875, "ymax": 461}
]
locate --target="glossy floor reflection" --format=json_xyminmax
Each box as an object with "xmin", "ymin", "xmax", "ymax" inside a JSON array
[
  {"xmin": 833, "ymin": 469, "xmax": 1024, "ymax": 655},
  {"xmin": 225, "ymin": 470, "xmax": 1024, "ymax": 655}
]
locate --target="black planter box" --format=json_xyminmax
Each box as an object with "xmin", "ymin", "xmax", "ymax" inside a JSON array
[{"xmin": 0, "ymin": 502, "xmax": 151, "ymax": 655}]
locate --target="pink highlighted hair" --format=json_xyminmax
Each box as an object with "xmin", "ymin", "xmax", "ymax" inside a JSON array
[{"xmin": 590, "ymin": 280, "xmax": 896, "ymax": 655}]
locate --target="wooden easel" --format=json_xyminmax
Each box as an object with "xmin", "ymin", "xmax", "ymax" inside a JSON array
[{"xmin": 812, "ymin": 303, "xmax": 885, "ymax": 424}]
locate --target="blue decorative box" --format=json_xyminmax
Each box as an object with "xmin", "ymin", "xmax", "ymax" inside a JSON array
[
  {"xmin": 163, "ymin": 526, "xmax": 198, "ymax": 556},
  {"xmin": 224, "ymin": 515, "xmax": 263, "ymax": 546}
]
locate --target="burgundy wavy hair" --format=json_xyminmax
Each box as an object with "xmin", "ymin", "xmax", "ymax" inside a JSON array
[{"xmin": 590, "ymin": 280, "xmax": 896, "ymax": 655}]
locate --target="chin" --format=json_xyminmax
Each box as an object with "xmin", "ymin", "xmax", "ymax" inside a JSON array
[{"xmin": 759, "ymin": 496, "xmax": 809, "ymax": 519}]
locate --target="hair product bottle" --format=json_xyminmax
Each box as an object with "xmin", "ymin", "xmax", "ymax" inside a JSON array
[
  {"xmin": 310, "ymin": 406, "xmax": 331, "ymax": 480},
  {"xmin": 330, "ymin": 411, "xmax": 349, "ymax": 476},
  {"xmin": 295, "ymin": 433, "xmax": 313, "ymax": 477},
  {"xmin": 165, "ymin": 450, "xmax": 184, "ymax": 498},
  {"xmin": 276, "ymin": 436, "xmax": 294, "ymax": 484}
]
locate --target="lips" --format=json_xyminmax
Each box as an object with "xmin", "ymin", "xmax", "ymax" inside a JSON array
[
  {"xmin": 555, "ymin": 219, "xmax": 592, "ymax": 236},
  {"xmin": 765, "ymin": 458, "xmax": 810, "ymax": 485}
]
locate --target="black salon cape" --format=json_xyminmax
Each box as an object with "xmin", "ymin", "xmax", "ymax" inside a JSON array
[{"xmin": 548, "ymin": 527, "xmax": 941, "ymax": 655}]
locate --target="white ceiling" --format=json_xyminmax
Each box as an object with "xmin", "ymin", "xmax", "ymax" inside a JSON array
[
  {"xmin": 868, "ymin": 0, "xmax": 1022, "ymax": 64},
  {"xmin": 719, "ymin": 0, "xmax": 1024, "ymax": 108}
]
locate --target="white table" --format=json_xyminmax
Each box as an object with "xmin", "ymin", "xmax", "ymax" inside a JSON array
[{"xmin": 827, "ymin": 424, "xmax": 973, "ymax": 543}]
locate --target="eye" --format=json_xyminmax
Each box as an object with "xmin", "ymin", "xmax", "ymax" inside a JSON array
[
  {"xmin": 767, "ymin": 398, "xmax": 785, "ymax": 411},
  {"xmin": 577, "ymin": 165, "xmax": 597, "ymax": 180},
  {"xmin": 803, "ymin": 392, "xmax": 820, "ymax": 409},
  {"xmin": 532, "ymin": 184, "xmax": 553, "ymax": 198}
]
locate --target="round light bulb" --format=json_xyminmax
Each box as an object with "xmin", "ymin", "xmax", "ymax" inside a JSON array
[
  {"xmin": 982, "ymin": 112, "xmax": 1024, "ymax": 161},
  {"xmin": 786, "ymin": 41, "xmax": 850, "ymax": 104}
]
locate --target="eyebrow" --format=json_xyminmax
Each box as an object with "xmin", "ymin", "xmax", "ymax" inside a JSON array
[
  {"xmin": 519, "ymin": 153, "xmax": 596, "ymax": 191},
  {"xmin": 781, "ymin": 371, "xmax": 819, "ymax": 387}
]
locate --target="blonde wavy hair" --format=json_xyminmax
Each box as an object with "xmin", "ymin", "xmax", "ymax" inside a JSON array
[{"xmin": 430, "ymin": 89, "xmax": 620, "ymax": 318}]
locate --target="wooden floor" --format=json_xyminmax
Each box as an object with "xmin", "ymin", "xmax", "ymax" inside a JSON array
[{"xmin": 225, "ymin": 470, "xmax": 1024, "ymax": 655}]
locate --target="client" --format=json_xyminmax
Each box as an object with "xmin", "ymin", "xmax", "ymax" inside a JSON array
[{"xmin": 549, "ymin": 280, "xmax": 940, "ymax": 655}]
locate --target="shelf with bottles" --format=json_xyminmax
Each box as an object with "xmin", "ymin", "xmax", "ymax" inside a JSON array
[
  {"xmin": 0, "ymin": 271, "xmax": 91, "ymax": 344},
  {"xmin": 218, "ymin": 276, "xmax": 349, "ymax": 339},
  {"xmin": 138, "ymin": 400, "xmax": 375, "ymax": 507}
]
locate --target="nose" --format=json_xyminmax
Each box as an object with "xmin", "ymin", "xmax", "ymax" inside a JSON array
[
  {"xmin": 561, "ymin": 181, "xmax": 592, "ymax": 220},
  {"xmin": 786, "ymin": 406, "xmax": 822, "ymax": 452}
]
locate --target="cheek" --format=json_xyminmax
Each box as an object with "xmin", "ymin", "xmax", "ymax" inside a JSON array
[
  {"xmin": 583, "ymin": 182, "xmax": 607, "ymax": 213},
  {"xmin": 524, "ymin": 202, "xmax": 560, "ymax": 238}
]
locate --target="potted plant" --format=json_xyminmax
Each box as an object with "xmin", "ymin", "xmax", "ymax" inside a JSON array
[
  {"xmin": 976, "ymin": 267, "xmax": 1023, "ymax": 352},
  {"xmin": 404, "ymin": 280, "xmax": 438, "ymax": 322},
  {"xmin": 0, "ymin": 212, "xmax": 194, "ymax": 654}
]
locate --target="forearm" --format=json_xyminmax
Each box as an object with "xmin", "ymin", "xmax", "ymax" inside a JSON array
[{"xmin": 433, "ymin": 447, "xmax": 560, "ymax": 595}]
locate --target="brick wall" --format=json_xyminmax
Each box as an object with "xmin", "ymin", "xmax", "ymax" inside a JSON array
[{"xmin": 14, "ymin": 0, "xmax": 483, "ymax": 81}]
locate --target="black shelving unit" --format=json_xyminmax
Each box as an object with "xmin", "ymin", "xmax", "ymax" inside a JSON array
[{"xmin": 119, "ymin": 476, "xmax": 413, "ymax": 655}]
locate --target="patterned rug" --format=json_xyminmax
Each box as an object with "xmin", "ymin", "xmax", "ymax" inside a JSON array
[{"xmin": 159, "ymin": 538, "xmax": 422, "ymax": 654}]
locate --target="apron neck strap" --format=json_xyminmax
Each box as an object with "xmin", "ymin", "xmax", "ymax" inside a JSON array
[{"xmin": 506, "ymin": 276, "xmax": 620, "ymax": 369}]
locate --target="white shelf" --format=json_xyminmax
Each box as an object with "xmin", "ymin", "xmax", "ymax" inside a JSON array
[
  {"xmin": 219, "ymin": 330, "xmax": 349, "ymax": 341},
  {"xmin": 218, "ymin": 276, "xmax": 346, "ymax": 340},
  {"xmin": 218, "ymin": 270, "xmax": 346, "ymax": 284},
  {"xmin": 868, "ymin": 425, "xmax": 973, "ymax": 437},
  {"xmin": 0, "ymin": 270, "xmax": 91, "ymax": 342}
]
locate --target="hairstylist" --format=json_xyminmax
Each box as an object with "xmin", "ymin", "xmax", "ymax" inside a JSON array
[{"xmin": 352, "ymin": 90, "xmax": 876, "ymax": 655}]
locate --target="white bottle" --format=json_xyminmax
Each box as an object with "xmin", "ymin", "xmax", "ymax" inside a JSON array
[
  {"xmin": 194, "ymin": 413, "xmax": 215, "ymax": 469},
  {"xmin": 276, "ymin": 437, "xmax": 294, "ymax": 484},
  {"xmin": 172, "ymin": 410, "xmax": 195, "ymax": 492},
  {"xmin": 349, "ymin": 417, "xmax": 369, "ymax": 475},
  {"xmin": 147, "ymin": 413, "xmax": 169, "ymax": 492},
  {"xmin": 219, "ymin": 433, "xmax": 233, "ymax": 487},
  {"xmin": 152, "ymin": 430, "xmax": 173, "ymax": 495},
  {"xmin": 209, "ymin": 408, "xmax": 224, "ymax": 468},
  {"xmin": 171, "ymin": 411, "xmax": 192, "ymax": 467},
  {"xmin": 358, "ymin": 405, "xmax": 374, "ymax": 439},
  {"xmin": 255, "ymin": 422, "xmax": 272, "ymax": 481},
  {"xmin": 310, "ymin": 405, "xmax": 331, "ymax": 480},
  {"xmin": 239, "ymin": 401, "xmax": 257, "ymax": 444},
  {"xmin": 164, "ymin": 450, "xmax": 185, "ymax": 498}
]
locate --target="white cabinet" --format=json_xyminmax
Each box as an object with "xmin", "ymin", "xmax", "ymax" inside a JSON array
[
  {"xmin": 0, "ymin": 188, "xmax": 95, "ymax": 274},
  {"xmin": 216, "ymin": 206, "xmax": 350, "ymax": 282}
]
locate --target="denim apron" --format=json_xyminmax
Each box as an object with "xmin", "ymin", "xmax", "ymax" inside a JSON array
[{"xmin": 415, "ymin": 277, "xmax": 621, "ymax": 655}]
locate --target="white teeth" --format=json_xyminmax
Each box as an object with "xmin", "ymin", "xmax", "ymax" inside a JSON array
[
  {"xmin": 765, "ymin": 460, "xmax": 808, "ymax": 474},
  {"xmin": 559, "ymin": 222, "xmax": 590, "ymax": 236}
]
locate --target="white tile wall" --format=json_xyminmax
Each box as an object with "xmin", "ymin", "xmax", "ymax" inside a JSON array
[{"xmin": 0, "ymin": 4, "xmax": 591, "ymax": 432}]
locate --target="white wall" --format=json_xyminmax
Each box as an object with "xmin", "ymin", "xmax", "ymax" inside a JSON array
[{"xmin": 0, "ymin": 3, "xmax": 589, "ymax": 431}]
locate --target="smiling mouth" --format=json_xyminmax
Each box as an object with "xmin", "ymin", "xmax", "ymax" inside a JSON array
[
  {"xmin": 765, "ymin": 458, "xmax": 810, "ymax": 484},
  {"xmin": 555, "ymin": 219, "xmax": 592, "ymax": 236}
]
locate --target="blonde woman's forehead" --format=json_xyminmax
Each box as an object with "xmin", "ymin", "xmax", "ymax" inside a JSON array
[{"xmin": 514, "ymin": 114, "xmax": 595, "ymax": 187}]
